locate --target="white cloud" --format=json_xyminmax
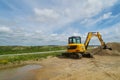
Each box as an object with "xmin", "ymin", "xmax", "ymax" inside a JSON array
[
  {"xmin": 0, "ymin": 0, "xmax": 119, "ymax": 45},
  {"xmin": 0, "ymin": 23, "xmax": 119, "ymax": 45},
  {"xmin": 31, "ymin": 0, "xmax": 117, "ymax": 31},
  {"xmin": 102, "ymin": 12, "xmax": 112, "ymax": 19},
  {"xmin": 99, "ymin": 23, "xmax": 120, "ymax": 42},
  {"xmin": 62, "ymin": 0, "xmax": 116, "ymax": 18},
  {"xmin": 0, "ymin": 26, "xmax": 12, "ymax": 33},
  {"xmin": 81, "ymin": 12, "xmax": 113, "ymax": 26},
  {"xmin": 34, "ymin": 8, "xmax": 60, "ymax": 22}
]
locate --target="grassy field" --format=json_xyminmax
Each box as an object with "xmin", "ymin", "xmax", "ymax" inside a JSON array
[
  {"xmin": 0, "ymin": 52, "xmax": 61, "ymax": 65},
  {"xmin": 0, "ymin": 46, "xmax": 65, "ymax": 65},
  {"xmin": 0, "ymin": 46, "xmax": 66, "ymax": 55}
]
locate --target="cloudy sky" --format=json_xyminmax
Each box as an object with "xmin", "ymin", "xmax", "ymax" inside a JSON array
[{"xmin": 0, "ymin": 0, "xmax": 120, "ymax": 45}]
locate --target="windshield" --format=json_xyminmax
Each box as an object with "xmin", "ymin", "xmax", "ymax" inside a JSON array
[{"xmin": 69, "ymin": 37, "xmax": 81, "ymax": 44}]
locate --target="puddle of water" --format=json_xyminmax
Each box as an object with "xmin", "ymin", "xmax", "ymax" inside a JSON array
[{"xmin": 0, "ymin": 64, "xmax": 41, "ymax": 80}]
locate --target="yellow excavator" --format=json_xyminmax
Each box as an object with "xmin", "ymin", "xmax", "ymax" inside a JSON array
[{"xmin": 62, "ymin": 32, "xmax": 112, "ymax": 58}]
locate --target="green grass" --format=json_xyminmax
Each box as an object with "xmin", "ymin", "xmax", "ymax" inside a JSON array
[
  {"xmin": 0, "ymin": 46, "xmax": 65, "ymax": 65},
  {"xmin": 0, "ymin": 46, "xmax": 66, "ymax": 55},
  {"xmin": 0, "ymin": 52, "xmax": 61, "ymax": 65}
]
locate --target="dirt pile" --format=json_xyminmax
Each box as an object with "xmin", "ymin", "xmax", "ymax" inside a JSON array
[{"xmin": 91, "ymin": 42, "xmax": 120, "ymax": 56}]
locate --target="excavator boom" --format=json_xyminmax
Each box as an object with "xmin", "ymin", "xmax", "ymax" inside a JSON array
[{"xmin": 84, "ymin": 32, "xmax": 112, "ymax": 50}]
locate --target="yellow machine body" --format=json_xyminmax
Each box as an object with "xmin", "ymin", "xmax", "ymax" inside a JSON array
[{"xmin": 67, "ymin": 44, "xmax": 86, "ymax": 53}]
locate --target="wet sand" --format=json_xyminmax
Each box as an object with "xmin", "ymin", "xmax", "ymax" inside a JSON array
[{"xmin": 0, "ymin": 64, "xmax": 41, "ymax": 80}]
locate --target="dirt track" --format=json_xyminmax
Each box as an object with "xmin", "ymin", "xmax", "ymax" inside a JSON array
[{"xmin": 32, "ymin": 55, "xmax": 120, "ymax": 80}]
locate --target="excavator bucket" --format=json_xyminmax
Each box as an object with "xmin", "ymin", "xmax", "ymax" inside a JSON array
[{"xmin": 103, "ymin": 45, "xmax": 112, "ymax": 50}]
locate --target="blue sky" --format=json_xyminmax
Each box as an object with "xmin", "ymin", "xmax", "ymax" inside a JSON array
[{"xmin": 0, "ymin": 0, "xmax": 120, "ymax": 45}]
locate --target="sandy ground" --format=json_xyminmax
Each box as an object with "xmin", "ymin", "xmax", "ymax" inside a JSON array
[{"xmin": 31, "ymin": 55, "xmax": 120, "ymax": 80}]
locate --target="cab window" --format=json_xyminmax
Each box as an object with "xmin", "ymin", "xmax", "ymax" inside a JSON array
[{"xmin": 69, "ymin": 37, "xmax": 81, "ymax": 44}]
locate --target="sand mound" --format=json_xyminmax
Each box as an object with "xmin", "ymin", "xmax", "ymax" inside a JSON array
[{"xmin": 91, "ymin": 42, "xmax": 120, "ymax": 56}]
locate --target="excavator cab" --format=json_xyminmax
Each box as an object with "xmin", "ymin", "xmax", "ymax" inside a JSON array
[
  {"xmin": 67, "ymin": 36, "xmax": 86, "ymax": 53},
  {"xmin": 68, "ymin": 36, "xmax": 81, "ymax": 44}
]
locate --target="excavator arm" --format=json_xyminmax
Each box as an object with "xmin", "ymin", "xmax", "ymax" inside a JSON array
[{"xmin": 84, "ymin": 32, "xmax": 112, "ymax": 50}]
